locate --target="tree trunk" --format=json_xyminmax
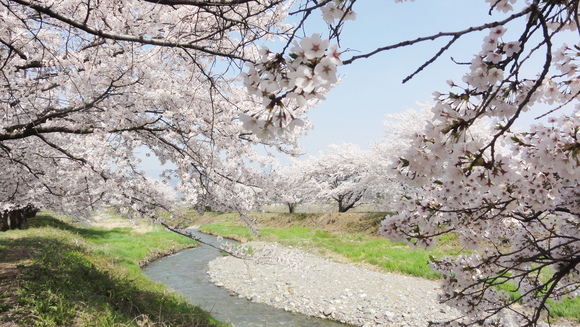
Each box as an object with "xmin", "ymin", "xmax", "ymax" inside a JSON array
[
  {"xmin": 338, "ymin": 200, "xmax": 355, "ymax": 213},
  {"xmin": 0, "ymin": 205, "xmax": 39, "ymax": 232},
  {"xmin": 335, "ymin": 190, "xmax": 366, "ymax": 212}
]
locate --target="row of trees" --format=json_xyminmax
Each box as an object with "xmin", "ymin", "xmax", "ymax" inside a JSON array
[
  {"xmin": 263, "ymin": 105, "xmax": 442, "ymax": 214},
  {"xmin": 0, "ymin": 203, "xmax": 38, "ymax": 231},
  {"xmin": 1, "ymin": 0, "xmax": 577, "ymax": 326}
]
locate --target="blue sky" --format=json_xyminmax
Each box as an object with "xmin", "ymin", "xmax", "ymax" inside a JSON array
[
  {"xmin": 296, "ymin": 0, "xmax": 578, "ymax": 158},
  {"xmin": 293, "ymin": 1, "xmax": 509, "ymax": 156}
]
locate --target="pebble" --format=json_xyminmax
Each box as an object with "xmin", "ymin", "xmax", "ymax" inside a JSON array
[
  {"xmin": 207, "ymin": 242, "xmax": 458, "ymax": 326},
  {"xmin": 207, "ymin": 241, "xmax": 579, "ymax": 327}
]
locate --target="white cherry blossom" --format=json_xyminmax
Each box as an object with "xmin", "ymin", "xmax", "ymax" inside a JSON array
[{"xmin": 300, "ymin": 33, "xmax": 329, "ymax": 60}]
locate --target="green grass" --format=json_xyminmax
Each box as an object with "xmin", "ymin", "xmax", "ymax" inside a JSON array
[
  {"xmin": 199, "ymin": 222, "xmax": 257, "ymax": 241},
  {"xmin": 0, "ymin": 212, "xmax": 228, "ymax": 327},
  {"xmin": 491, "ymin": 279, "xmax": 580, "ymax": 322},
  {"xmin": 200, "ymin": 223, "xmax": 460, "ymax": 280},
  {"xmin": 549, "ymin": 297, "xmax": 580, "ymax": 322}
]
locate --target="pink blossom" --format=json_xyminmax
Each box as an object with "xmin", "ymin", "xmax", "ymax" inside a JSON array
[
  {"xmin": 299, "ymin": 34, "xmax": 329, "ymax": 60},
  {"xmin": 290, "ymin": 66, "xmax": 315, "ymax": 92},
  {"xmin": 314, "ymin": 57, "xmax": 338, "ymax": 85},
  {"xmin": 503, "ymin": 41, "xmax": 521, "ymax": 57}
]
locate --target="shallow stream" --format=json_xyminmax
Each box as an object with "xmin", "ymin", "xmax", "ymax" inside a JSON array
[{"xmin": 142, "ymin": 229, "xmax": 346, "ymax": 327}]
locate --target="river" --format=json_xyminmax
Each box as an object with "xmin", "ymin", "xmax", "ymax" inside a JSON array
[{"xmin": 142, "ymin": 229, "xmax": 347, "ymax": 327}]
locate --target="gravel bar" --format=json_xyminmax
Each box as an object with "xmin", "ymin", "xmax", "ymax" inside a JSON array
[
  {"xmin": 207, "ymin": 241, "xmax": 461, "ymax": 326},
  {"xmin": 208, "ymin": 242, "xmax": 580, "ymax": 327}
]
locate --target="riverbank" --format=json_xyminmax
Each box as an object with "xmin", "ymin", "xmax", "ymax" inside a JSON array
[
  {"xmin": 0, "ymin": 212, "xmax": 226, "ymax": 327},
  {"xmin": 208, "ymin": 241, "xmax": 580, "ymax": 327},
  {"xmin": 208, "ymin": 241, "xmax": 458, "ymax": 327},
  {"xmin": 168, "ymin": 210, "xmax": 388, "ymax": 238},
  {"xmin": 188, "ymin": 212, "xmax": 579, "ymax": 326}
]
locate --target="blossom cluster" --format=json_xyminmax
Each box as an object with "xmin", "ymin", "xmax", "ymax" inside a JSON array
[
  {"xmin": 320, "ymin": 0, "xmax": 356, "ymax": 25},
  {"xmin": 379, "ymin": 14, "xmax": 579, "ymax": 326},
  {"xmin": 485, "ymin": 0, "xmax": 517, "ymax": 13},
  {"xmin": 460, "ymin": 26, "xmax": 517, "ymax": 92},
  {"xmin": 241, "ymin": 34, "xmax": 342, "ymax": 140}
]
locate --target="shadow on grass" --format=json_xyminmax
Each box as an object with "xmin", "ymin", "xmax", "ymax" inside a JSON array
[
  {"xmin": 28, "ymin": 213, "xmax": 131, "ymax": 241},
  {"xmin": 0, "ymin": 215, "xmax": 224, "ymax": 327}
]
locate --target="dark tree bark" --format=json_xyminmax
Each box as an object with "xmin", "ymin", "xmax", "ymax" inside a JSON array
[
  {"xmin": 335, "ymin": 190, "xmax": 365, "ymax": 213},
  {"xmin": 1, "ymin": 204, "xmax": 39, "ymax": 231}
]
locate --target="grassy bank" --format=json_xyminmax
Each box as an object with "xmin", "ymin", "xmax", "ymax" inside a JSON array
[
  {"xmin": 169, "ymin": 209, "xmax": 388, "ymax": 236},
  {"xmin": 0, "ymin": 212, "xmax": 227, "ymax": 327},
  {"xmin": 199, "ymin": 222, "xmax": 459, "ymax": 280},
  {"xmin": 186, "ymin": 211, "xmax": 579, "ymax": 323},
  {"xmin": 177, "ymin": 209, "xmax": 457, "ymax": 279}
]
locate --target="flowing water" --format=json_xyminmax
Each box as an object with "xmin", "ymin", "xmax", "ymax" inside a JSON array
[{"xmin": 142, "ymin": 229, "xmax": 346, "ymax": 327}]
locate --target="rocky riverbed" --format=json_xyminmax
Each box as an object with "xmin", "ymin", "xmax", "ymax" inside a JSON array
[
  {"xmin": 207, "ymin": 241, "xmax": 460, "ymax": 326},
  {"xmin": 207, "ymin": 242, "xmax": 580, "ymax": 327}
]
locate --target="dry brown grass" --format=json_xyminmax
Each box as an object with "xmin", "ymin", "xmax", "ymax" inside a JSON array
[
  {"xmin": 88, "ymin": 215, "xmax": 157, "ymax": 233},
  {"xmin": 173, "ymin": 210, "xmax": 386, "ymax": 235}
]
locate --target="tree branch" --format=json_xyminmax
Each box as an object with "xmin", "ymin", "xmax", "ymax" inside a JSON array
[
  {"xmin": 342, "ymin": 7, "xmax": 533, "ymax": 66},
  {"xmin": 10, "ymin": 0, "xmax": 250, "ymax": 60}
]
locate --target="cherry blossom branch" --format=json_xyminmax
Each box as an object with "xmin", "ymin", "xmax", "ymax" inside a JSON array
[
  {"xmin": 10, "ymin": 0, "xmax": 251, "ymax": 60},
  {"xmin": 468, "ymin": 2, "xmax": 553, "ymax": 171},
  {"xmin": 342, "ymin": 7, "xmax": 533, "ymax": 66},
  {"xmin": 343, "ymin": 6, "xmax": 532, "ymax": 83},
  {"xmin": 402, "ymin": 35, "xmax": 460, "ymax": 84},
  {"xmin": 534, "ymin": 90, "xmax": 580, "ymax": 120},
  {"xmin": 3, "ymin": 75, "xmax": 123, "ymax": 135},
  {"xmin": 141, "ymin": 0, "xmax": 259, "ymax": 6}
]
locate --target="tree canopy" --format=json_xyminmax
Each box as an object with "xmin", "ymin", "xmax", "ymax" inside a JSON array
[
  {"xmin": 1, "ymin": 0, "xmax": 578, "ymax": 325},
  {"xmin": 1, "ymin": 0, "xmax": 303, "ymax": 216}
]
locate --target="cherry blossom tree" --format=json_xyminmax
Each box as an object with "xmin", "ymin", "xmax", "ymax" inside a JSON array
[
  {"xmin": 370, "ymin": 105, "xmax": 436, "ymax": 211},
  {"xmin": 371, "ymin": 2, "xmax": 579, "ymax": 326},
  {"xmin": 268, "ymin": 143, "xmax": 398, "ymax": 213},
  {"xmin": 267, "ymin": 159, "xmax": 318, "ymax": 213},
  {"xmin": 298, "ymin": 143, "xmax": 373, "ymax": 212},
  {"xmin": 2, "ymin": 0, "xmax": 579, "ymax": 325},
  {"xmin": 0, "ymin": 0, "xmax": 334, "ymax": 218}
]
